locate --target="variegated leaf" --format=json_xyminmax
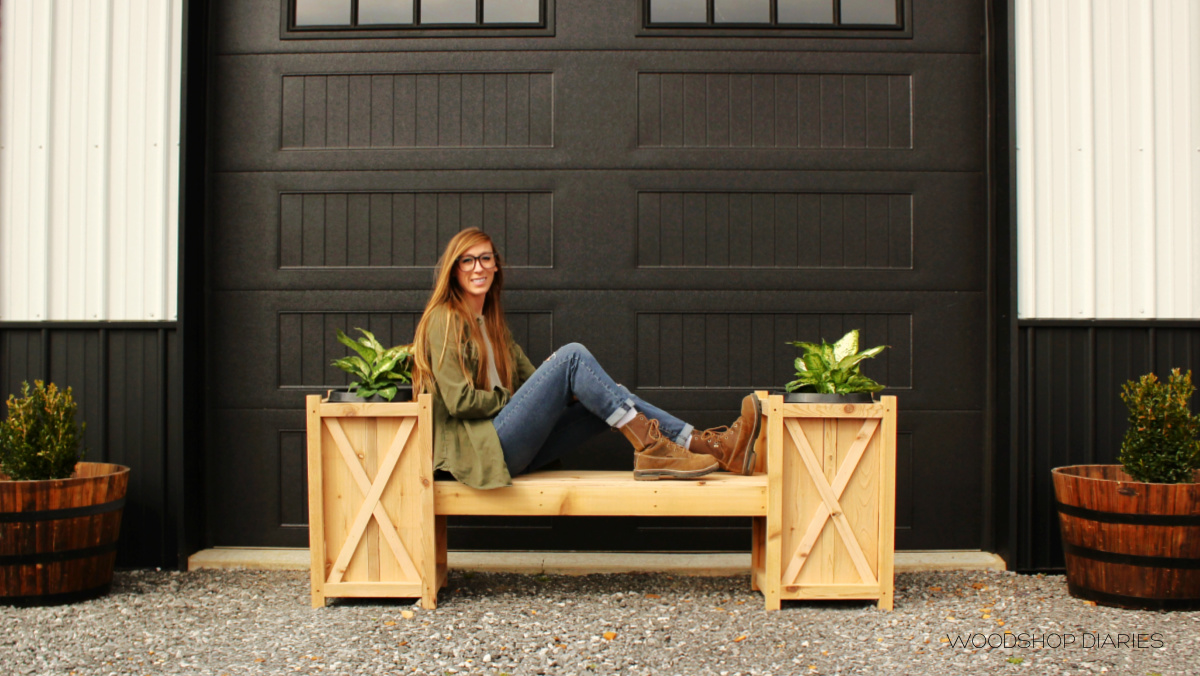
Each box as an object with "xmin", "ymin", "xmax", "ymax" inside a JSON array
[{"xmin": 833, "ymin": 330, "xmax": 859, "ymax": 362}]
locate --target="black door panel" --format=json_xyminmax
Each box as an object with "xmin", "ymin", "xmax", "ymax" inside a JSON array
[{"xmin": 205, "ymin": 0, "xmax": 991, "ymax": 551}]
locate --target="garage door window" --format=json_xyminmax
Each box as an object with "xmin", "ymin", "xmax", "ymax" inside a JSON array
[
  {"xmin": 293, "ymin": 0, "xmax": 543, "ymax": 28},
  {"xmin": 648, "ymin": 0, "xmax": 901, "ymax": 28}
]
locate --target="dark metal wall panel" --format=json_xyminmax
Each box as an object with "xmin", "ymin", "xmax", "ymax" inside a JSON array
[
  {"xmin": 208, "ymin": 289, "xmax": 981, "ymax": 412},
  {"xmin": 276, "ymin": 310, "xmax": 553, "ymax": 390},
  {"xmin": 636, "ymin": 192, "xmax": 912, "ymax": 269},
  {"xmin": 636, "ymin": 312, "xmax": 911, "ymax": 390},
  {"xmin": 638, "ymin": 73, "xmax": 912, "ymax": 149},
  {"xmin": 209, "ymin": 171, "xmax": 984, "ymax": 293},
  {"xmin": 281, "ymin": 72, "xmax": 554, "ymax": 149},
  {"xmin": 0, "ymin": 326, "xmax": 177, "ymax": 568},
  {"xmin": 1, "ymin": 331, "xmax": 44, "ymax": 396},
  {"xmin": 212, "ymin": 51, "xmax": 983, "ymax": 174},
  {"xmin": 1016, "ymin": 323, "xmax": 1200, "ymax": 571},
  {"xmin": 279, "ymin": 191, "xmax": 554, "ymax": 268}
]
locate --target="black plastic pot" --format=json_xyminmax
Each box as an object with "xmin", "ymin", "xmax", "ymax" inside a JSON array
[
  {"xmin": 325, "ymin": 386, "xmax": 413, "ymax": 403},
  {"xmin": 776, "ymin": 391, "xmax": 875, "ymax": 404}
]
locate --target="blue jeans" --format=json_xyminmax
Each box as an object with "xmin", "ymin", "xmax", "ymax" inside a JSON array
[{"xmin": 494, "ymin": 343, "xmax": 694, "ymax": 476}]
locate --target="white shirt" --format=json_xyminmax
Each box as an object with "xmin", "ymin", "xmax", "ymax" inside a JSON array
[{"xmin": 476, "ymin": 316, "xmax": 502, "ymax": 391}]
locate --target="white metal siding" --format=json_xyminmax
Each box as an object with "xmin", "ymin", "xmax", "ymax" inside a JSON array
[
  {"xmin": 0, "ymin": 0, "xmax": 182, "ymax": 321},
  {"xmin": 1017, "ymin": 0, "xmax": 1200, "ymax": 319}
]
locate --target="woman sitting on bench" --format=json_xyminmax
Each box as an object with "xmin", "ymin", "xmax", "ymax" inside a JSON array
[{"xmin": 411, "ymin": 228, "xmax": 760, "ymax": 490}]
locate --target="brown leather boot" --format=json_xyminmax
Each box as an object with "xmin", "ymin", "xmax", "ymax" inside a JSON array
[
  {"xmin": 688, "ymin": 394, "xmax": 762, "ymax": 475},
  {"xmin": 619, "ymin": 413, "xmax": 719, "ymax": 481}
]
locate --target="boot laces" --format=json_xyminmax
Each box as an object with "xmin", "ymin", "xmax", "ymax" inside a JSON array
[{"xmin": 645, "ymin": 418, "xmax": 665, "ymax": 441}]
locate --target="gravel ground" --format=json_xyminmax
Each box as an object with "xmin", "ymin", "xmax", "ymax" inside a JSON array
[{"xmin": 2, "ymin": 568, "xmax": 1198, "ymax": 676}]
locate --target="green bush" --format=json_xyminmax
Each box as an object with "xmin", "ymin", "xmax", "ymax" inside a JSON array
[
  {"xmin": 1118, "ymin": 369, "xmax": 1200, "ymax": 484},
  {"xmin": 0, "ymin": 381, "xmax": 86, "ymax": 481}
]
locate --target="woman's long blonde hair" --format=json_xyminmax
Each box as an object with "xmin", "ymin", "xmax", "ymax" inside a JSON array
[{"xmin": 412, "ymin": 228, "xmax": 515, "ymax": 396}]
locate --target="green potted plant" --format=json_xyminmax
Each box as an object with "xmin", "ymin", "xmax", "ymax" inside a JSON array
[
  {"xmin": 1052, "ymin": 368, "xmax": 1200, "ymax": 610},
  {"xmin": 327, "ymin": 328, "xmax": 414, "ymax": 402},
  {"xmin": 0, "ymin": 381, "xmax": 129, "ymax": 605},
  {"xmin": 783, "ymin": 329, "xmax": 887, "ymax": 403}
]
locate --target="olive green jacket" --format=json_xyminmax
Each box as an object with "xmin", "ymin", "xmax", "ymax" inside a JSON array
[{"xmin": 425, "ymin": 306, "xmax": 537, "ymax": 489}]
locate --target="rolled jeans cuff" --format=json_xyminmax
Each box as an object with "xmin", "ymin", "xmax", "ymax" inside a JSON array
[{"xmin": 604, "ymin": 397, "xmax": 638, "ymax": 427}]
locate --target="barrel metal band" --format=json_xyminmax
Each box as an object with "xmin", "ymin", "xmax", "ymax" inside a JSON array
[
  {"xmin": 1055, "ymin": 502, "xmax": 1200, "ymax": 527},
  {"xmin": 1064, "ymin": 543, "xmax": 1200, "ymax": 570},
  {"xmin": 1066, "ymin": 583, "xmax": 1200, "ymax": 611},
  {"xmin": 0, "ymin": 497, "xmax": 126, "ymax": 523},
  {"xmin": 0, "ymin": 541, "xmax": 118, "ymax": 566}
]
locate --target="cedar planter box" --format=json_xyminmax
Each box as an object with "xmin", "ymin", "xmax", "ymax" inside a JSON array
[
  {"xmin": 1052, "ymin": 465, "xmax": 1200, "ymax": 610},
  {"xmin": 305, "ymin": 393, "xmax": 439, "ymax": 608},
  {"xmin": 756, "ymin": 393, "xmax": 898, "ymax": 610}
]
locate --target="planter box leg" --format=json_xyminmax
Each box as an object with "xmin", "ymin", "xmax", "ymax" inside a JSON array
[
  {"xmin": 436, "ymin": 515, "xmax": 448, "ymax": 590},
  {"xmin": 877, "ymin": 593, "xmax": 893, "ymax": 611},
  {"xmin": 750, "ymin": 516, "xmax": 764, "ymax": 592},
  {"xmin": 763, "ymin": 394, "xmax": 784, "ymax": 611}
]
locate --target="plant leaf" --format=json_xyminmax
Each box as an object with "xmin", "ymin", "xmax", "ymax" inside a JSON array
[
  {"xmin": 356, "ymin": 328, "xmax": 385, "ymax": 355},
  {"xmin": 372, "ymin": 354, "xmax": 402, "ymax": 380},
  {"xmin": 336, "ymin": 329, "xmax": 376, "ymax": 363},
  {"xmin": 332, "ymin": 356, "xmax": 372, "ymax": 381},
  {"xmin": 821, "ymin": 342, "xmax": 836, "ymax": 367},
  {"xmin": 794, "ymin": 357, "xmax": 807, "ymax": 373},
  {"xmin": 836, "ymin": 345, "xmax": 887, "ymax": 371},
  {"xmin": 788, "ymin": 341, "xmax": 823, "ymax": 355},
  {"xmin": 833, "ymin": 330, "xmax": 859, "ymax": 362}
]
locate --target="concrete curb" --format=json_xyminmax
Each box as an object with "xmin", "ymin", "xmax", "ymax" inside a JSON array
[{"xmin": 188, "ymin": 548, "xmax": 1005, "ymax": 575}]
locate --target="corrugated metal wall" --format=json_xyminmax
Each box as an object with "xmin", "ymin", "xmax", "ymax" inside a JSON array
[
  {"xmin": 0, "ymin": 0, "xmax": 183, "ymax": 321},
  {"xmin": 0, "ymin": 325, "xmax": 181, "ymax": 567},
  {"xmin": 1016, "ymin": 0, "xmax": 1200, "ymax": 319}
]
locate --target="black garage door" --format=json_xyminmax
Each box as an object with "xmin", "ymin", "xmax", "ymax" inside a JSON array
[{"xmin": 205, "ymin": 0, "xmax": 989, "ymax": 552}]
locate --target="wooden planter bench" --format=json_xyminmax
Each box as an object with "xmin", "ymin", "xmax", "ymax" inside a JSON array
[{"xmin": 306, "ymin": 392, "xmax": 897, "ymax": 611}]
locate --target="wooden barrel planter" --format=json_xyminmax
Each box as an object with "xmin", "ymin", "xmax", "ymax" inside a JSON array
[
  {"xmin": 0, "ymin": 462, "xmax": 130, "ymax": 606},
  {"xmin": 1052, "ymin": 465, "xmax": 1200, "ymax": 610}
]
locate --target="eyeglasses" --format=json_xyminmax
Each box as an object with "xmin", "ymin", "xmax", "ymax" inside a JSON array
[{"xmin": 457, "ymin": 252, "xmax": 497, "ymax": 271}]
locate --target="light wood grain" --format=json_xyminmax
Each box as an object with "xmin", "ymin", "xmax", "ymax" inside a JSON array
[
  {"xmin": 841, "ymin": 418, "xmax": 879, "ymax": 583},
  {"xmin": 784, "ymin": 419, "xmax": 876, "ymax": 585},
  {"xmin": 322, "ymin": 582, "xmax": 424, "ymax": 598},
  {"xmin": 877, "ymin": 396, "xmax": 897, "ymax": 610},
  {"xmin": 416, "ymin": 395, "xmax": 439, "ymax": 610},
  {"xmin": 782, "ymin": 419, "xmax": 880, "ymax": 586},
  {"xmin": 434, "ymin": 471, "xmax": 767, "ymax": 516},
  {"xmin": 767, "ymin": 396, "xmax": 897, "ymax": 609},
  {"xmin": 320, "ymin": 402, "xmax": 422, "ymax": 417},
  {"xmin": 305, "ymin": 395, "xmax": 327, "ymax": 608},
  {"xmin": 780, "ymin": 403, "xmax": 889, "ymax": 418},
  {"xmin": 306, "ymin": 392, "xmax": 896, "ymax": 612},
  {"xmin": 764, "ymin": 395, "xmax": 784, "ymax": 611},
  {"xmin": 326, "ymin": 418, "xmax": 418, "ymax": 584},
  {"xmin": 781, "ymin": 583, "xmax": 882, "ymax": 597}
]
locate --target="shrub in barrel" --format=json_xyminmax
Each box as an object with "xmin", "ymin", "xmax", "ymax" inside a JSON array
[
  {"xmin": 1052, "ymin": 368, "xmax": 1200, "ymax": 610},
  {"xmin": 0, "ymin": 381, "xmax": 129, "ymax": 605}
]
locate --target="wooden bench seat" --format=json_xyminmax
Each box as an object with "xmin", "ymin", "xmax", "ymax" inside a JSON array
[{"xmin": 434, "ymin": 470, "xmax": 768, "ymax": 517}]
